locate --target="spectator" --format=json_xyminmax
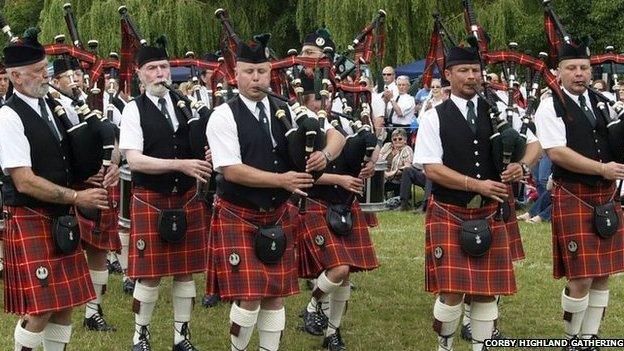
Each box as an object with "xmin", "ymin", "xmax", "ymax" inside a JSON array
[
  {"xmin": 418, "ymin": 78, "xmax": 446, "ymax": 117},
  {"xmin": 385, "ymin": 75, "xmax": 416, "ymax": 136},
  {"xmin": 380, "ymin": 128, "xmax": 413, "ymax": 197},
  {"xmin": 518, "ymin": 154, "xmax": 553, "ymax": 223},
  {"xmin": 377, "ymin": 66, "xmax": 399, "ymax": 97}
]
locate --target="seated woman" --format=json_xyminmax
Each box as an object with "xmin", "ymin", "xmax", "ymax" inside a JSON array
[{"xmin": 380, "ymin": 128, "xmax": 413, "ymax": 197}]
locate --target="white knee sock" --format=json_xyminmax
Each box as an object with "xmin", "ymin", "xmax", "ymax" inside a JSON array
[
  {"xmin": 307, "ymin": 271, "xmax": 341, "ymax": 313},
  {"xmin": 326, "ymin": 283, "xmax": 350, "ymax": 337},
  {"xmin": 470, "ymin": 301, "xmax": 498, "ymax": 351},
  {"xmin": 230, "ymin": 303, "xmax": 259, "ymax": 351},
  {"xmin": 561, "ymin": 289, "xmax": 589, "ymax": 339},
  {"xmin": 581, "ymin": 289, "xmax": 609, "ymax": 339},
  {"xmin": 462, "ymin": 300, "xmax": 471, "ymax": 327},
  {"xmin": 433, "ymin": 298, "xmax": 463, "ymax": 351},
  {"xmin": 173, "ymin": 280, "xmax": 196, "ymax": 345},
  {"xmin": 14, "ymin": 320, "xmax": 42, "ymax": 351},
  {"xmin": 133, "ymin": 281, "xmax": 159, "ymax": 344},
  {"xmin": 257, "ymin": 308, "xmax": 285, "ymax": 351},
  {"xmin": 118, "ymin": 230, "xmax": 130, "ymax": 271},
  {"xmin": 42, "ymin": 323, "xmax": 72, "ymax": 351},
  {"xmin": 86, "ymin": 269, "xmax": 109, "ymax": 318}
]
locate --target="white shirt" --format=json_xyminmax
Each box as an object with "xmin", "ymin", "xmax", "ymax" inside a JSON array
[
  {"xmin": 387, "ymin": 93, "xmax": 416, "ymax": 125},
  {"xmin": 103, "ymin": 93, "xmax": 125, "ymax": 127},
  {"xmin": 535, "ymin": 88, "xmax": 618, "ymax": 149},
  {"xmin": 57, "ymin": 94, "xmax": 80, "ymax": 126},
  {"xmin": 119, "ymin": 92, "xmax": 180, "ymax": 154},
  {"xmin": 414, "ymin": 93, "xmax": 538, "ymax": 166},
  {"xmin": 0, "ymin": 90, "xmax": 62, "ymax": 173},
  {"xmin": 199, "ymin": 86, "xmax": 213, "ymax": 109},
  {"xmin": 375, "ymin": 81, "xmax": 399, "ymax": 98}
]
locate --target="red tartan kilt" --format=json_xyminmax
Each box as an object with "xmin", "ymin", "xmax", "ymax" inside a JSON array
[
  {"xmin": 425, "ymin": 198, "xmax": 517, "ymax": 296},
  {"xmin": 551, "ymin": 181, "xmax": 624, "ymax": 279},
  {"xmin": 362, "ymin": 212, "xmax": 379, "ymax": 228},
  {"xmin": 297, "ymin": 200, "xmax": 379, "ymax": 279},
  {"xmin": 505, "ymin": 185, "xmax": 525, "ymax": 261},
  {"xmin": 3, "ymin": 207, "xmax": 95, "ymax": 315},
  {"xmin": 206, "ymin": 197, "xmax": 299, "ymax": 301},
  {"xmin": 77, "ymin": 184, "xmax": 121, "ymax": 251},
  {"xmin": 127, "ymin": 188, "xmax": 208, "ymax": 279}
]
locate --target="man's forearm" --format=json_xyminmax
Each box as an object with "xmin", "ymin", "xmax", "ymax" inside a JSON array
[
  {"xmin": 222, "ymin": 164, "xmax": 282, "ymax": 188},
  {"xmin": 10, "ymin": 168, "xmax": 76, "ymax": 205},
  {"xmin": 126, "ymin": 151, "xmax": 179, "ymax": 175},
  {"xmin": 316, "ymin": 173, "xmax": 342, "ymax": 186},
  {"xmin": 323, "ymin": 129, "xmax": 346, "ymax": 160},
  {"xmin": 520, "ymin": 141, "xmax": 542, "ymax": 168},
  {"xmin": 546, "ymin": 146, "xmax": 603, "ymax": 176},
  {"xmin": 424, "ymin": 164, "xmax": 475, "ymax": 192}
]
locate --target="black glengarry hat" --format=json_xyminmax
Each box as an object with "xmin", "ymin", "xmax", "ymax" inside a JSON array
[
  {"xmin": 558, "ymin": 36, "xmax": 592, "ymax": 62},
  {"xmin": 303, "ymin": 28, "xmax": 335, "ymax": 52},
  {"xmin": 237, "ymin": 33, "xmax": 271, "ymax": 64},
  {"xmin": 3, "ymin": 28, "xmax": 46, "ymax": 68},
  {"xmin": 445, "ymin": 46, "xmax": 480, "ymax": 69},
  {"xmin": 134, "ymin": 35, "xmax": 169, "ymax": 68}
]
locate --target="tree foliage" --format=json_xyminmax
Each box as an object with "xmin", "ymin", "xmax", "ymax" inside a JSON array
[{"xmin": 0, "ymin": 0, "xmax": 622, "ymax": 66}]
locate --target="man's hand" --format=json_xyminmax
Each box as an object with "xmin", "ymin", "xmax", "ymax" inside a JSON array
[
  {"xmin": 359, "ymin": 161, "xmax": 375, "ymax": 179},
  {"xmin": 204, "ymin": 147, "xmax": 212, "ymax": 163},
  {"xmin": 500, "ymin": 163, "xmax": 524, "ymax": 183},
  {"xmin": 338, "ymin": 175, "xmax": 364, "ymax": 195},
  {"xmin": 280, "ymin": 171, "xmax": 314, "ymax": 196},
  {"xmin": 382, "ymin": 90, "xmax": 393, "ymax": 102},
  {"xmin": 84, "ymin": 169, "xmax": 104, "ymax": 187},
  {"xmin": 177, "ymin": 159, "xmax": 213, "ymax": 183},
  {"xmin": 475, "ymin": 179, "xmax": 508, "ymax": 203},
  {"xmin": 306, "ymin": 151, "xmax": 327, "ymax": 173},
  {"xmin": 75, "ymin": 188, "xmax": 109, "ymax": 210},
  {"xmin": 600, "ymin": 161, "xmax": 624, "ymax": 180},
  {"xmin": 102, "ymin": 164, "xmax": 120, "ymax": 188}
]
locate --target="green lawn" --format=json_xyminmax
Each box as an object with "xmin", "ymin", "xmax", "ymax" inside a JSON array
[{"xmin": 0, "ymin": 211, "xmax": 623, "ymax": 350}]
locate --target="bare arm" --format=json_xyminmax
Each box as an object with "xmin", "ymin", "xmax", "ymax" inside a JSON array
[
  {"xmin": 424, "ymin": 163, "xmax": 508, "ymax": 202},
  {"xmin": 391, "ymin": 100, "xmax": 404, "ymax": 117},
  {"xmin": 520, "ymin": 141, "xmax": 542, "ymax": 168},
  {"xmin": 125, "ymin": 149, "xmax": 181, "ymax": 175},
  {"xmin": 222, "ymin": 164, "xmax": 314, "ymax": 196},
  {"xmin": 9, "ymin": 167, "xmax": 77, "ymax": 204},
  {"xmin": 546, "ymin": 146, "xmax": 603, "ymax": 176}
]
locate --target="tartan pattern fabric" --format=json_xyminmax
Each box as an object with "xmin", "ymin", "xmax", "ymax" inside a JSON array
[
  {"xmin": 206, "ymin": 197, "xmax": 299, "ymax": 301},
  {"xmin": 77, "ymin": 184, "xmax": 121, "ymax": 251},
  {"xmin": 43, "ymin": 44, "xmax": 120, "ymax": 87},
  {"xmin": 543, "ymin": 11, "xmax": 562, "ymax": 66},
  {"xmin": 3, "ymin": 207, "xmax": 95, "ymax": 315},
  {"xmin": 425, "ymin": 198, "xmax": 517, "ymax": 296},
  {"xmin": 505, "ymin": 185, "xmax": 525, "ymax": 261},
  {"xmin": 551, "ymin": 181, "xmax": 624, "ymax": 279},
  {"xmin": 127, "ymin": 188, "xmax": 208, "ymax": 279},
  {"xmin": 297, "ymin": 199, "xmax": 378, "ymax": 279},
  {"xmin": 422, "ymin": 21, "xmax": 445, "ymax": 89},
  {"xmin": 120, "ymin": 18, "xmax": 141, "ymax": 95}
]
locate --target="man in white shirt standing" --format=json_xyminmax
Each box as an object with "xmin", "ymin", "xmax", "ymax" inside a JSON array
[
  {"xmin": 414, "ymin": 46, "xmax": 537, "ymax": 351},
  {"xmin": 535, "ymin": 40, "xmax": 624, "ymax": 349}
]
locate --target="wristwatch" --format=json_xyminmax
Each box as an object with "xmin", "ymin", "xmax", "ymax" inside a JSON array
[
  {"xmin": 519, "ymin": 162, "xmax": 530, "ymax": 176},
  {"xmin": 322, "ymin": 150, "xmax": 333, "ymax": 163}
]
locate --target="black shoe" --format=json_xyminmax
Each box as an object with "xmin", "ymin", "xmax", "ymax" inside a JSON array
[
  {"xmin": 322, "ymin": 332, "xmax": 346, "ymax": 351},
  {"xmin": 133, "ymin": 326, "xmax": 151, "ymax": 351},
  {"xmin": 349, "ymin": 282, "xmax": 357, "ymax": 291},
  {"xmin": 107, "ymin": 259, "xmax": 123, "ymax": 274},
  {"xmin": 305, "ymin": 279, "xmax": 315, "ymax": 290},
  {"xmin": 491, "ymin": 327, "xmax": 507, "ymax": 340},
  {"xmin": 301, "ymin": 310, "xmax": 327, "ymax": 336},
  {"xmin": 202, "ymin": 294, "xmax": 220, "ymax": 308},
  {"xmin": 172, "ymin": 339, "xmax": 198, "ymax": 351},
  {"xmin": 123, "ymin": 278, "xmax": 135, "ymax": 294},
  {"xmin": 580, "ymin": 335, "xmax": 600, "ymax": 351},
  {"xmin": 460, "ymin": 323, "xmax": 472, "ymax": 341},
  {"xmin": 84, "ymin": 313, "xmax": 116, "ymax": 332}
]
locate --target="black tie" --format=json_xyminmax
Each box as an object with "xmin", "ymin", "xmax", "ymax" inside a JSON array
[
  {"xmin": 466, "ymin": 100, "xmax": 478, "ymax": 134},
  {"xmin": 38, "ymin": 98, "xmax": 61, "ymax": 141},
  {"xmin": 388, "ymin": 95, "xmax": 401, "ymax": 121},
  {"xmin": 158, "ymin": 97, "xmax": 175, "ymax": 131},
  {"xmin": 257, "ymin": 102, "xmax": 272, "ymax": 143},
  {"xmin": 578, "ymin": 95, "xmax": 597, "ymax": 128}
]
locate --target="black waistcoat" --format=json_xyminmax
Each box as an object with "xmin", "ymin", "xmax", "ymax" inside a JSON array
[
  {"xmin": 433, "ymin": 98, "xmax": 499, "ymax": 206},
  {"xmin": 132, "ymin": 92, "xmax": 195, "ymax": 194},
  {"xmin": 216, "ymin": 96, "xmax": 293, "ymax": 210},
  {"xmin": 2, "ymin": 95, "xmax": 73, "ymax": 214},
  {"xmin": 552, "ymin": 92, "xmax": 614, "ymax": 186}
]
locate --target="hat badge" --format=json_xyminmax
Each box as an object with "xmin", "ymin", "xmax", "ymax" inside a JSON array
[{"xmin": 315, "ymin": 37, "xmax": 325, "ymax": 47}]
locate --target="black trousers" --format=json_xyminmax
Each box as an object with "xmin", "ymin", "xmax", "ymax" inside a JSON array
[{"xmin": 399, "ymin": 166, "xmax": 431, "ymax": 210}]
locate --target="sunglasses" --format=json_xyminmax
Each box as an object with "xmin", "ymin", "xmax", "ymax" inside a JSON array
[
  {"xmin": 382, "ymin": 73, "xmax": 393, "ymax": 76},
  {"xmin": 392, "ymin": 137, "xmax": 405, "ymax": 141},
  {"xmin": 431, "ymin": 86, "xmax": 441, "ymax": 89}
]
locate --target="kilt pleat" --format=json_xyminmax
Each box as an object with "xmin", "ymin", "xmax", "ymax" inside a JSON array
[
  {"xmin": 505, "ymin": 184, "xmax": 525, "ymax": 261},
  {"xmin": 551, "ymin": 181, "xmax": 624, "ymax": 279},
  {"xmin": 3, "ymin": 207, "xmax": 95, "ymax": 315},
  {"xmin": 77, "ymin": 184, "xmax": 121, "ymax": 251},
  {"xmin": 425, "ymin": 198, "xmax": 517, "ymax": 296},
  {"xmin": 297, "ymin": 199, "xmax": 378, "ymax": 279},
  {"xmin": 206, "ymin": 197, "xmax": 299, "ymax": 301},
  {"xmin": 127, "ymin": 188, "xmax": 208, "ymax": 279}
]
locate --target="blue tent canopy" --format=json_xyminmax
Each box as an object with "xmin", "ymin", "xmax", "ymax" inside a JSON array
[{"xmin": 395, "ymin": 59, "xmax": 440, "ymax": 80}]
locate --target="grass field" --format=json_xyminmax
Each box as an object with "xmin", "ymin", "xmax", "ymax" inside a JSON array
[{"xmin": 0, "ymin": 210, "xmax": 623, "ymax": 350}]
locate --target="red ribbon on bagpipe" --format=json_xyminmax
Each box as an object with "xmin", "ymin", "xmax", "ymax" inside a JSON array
[
  {"xmin": 590, "ymin": 53, "xmax": 624, "ymax": 66},
  {"xmin": 43, "ymin": 44, "xmax": 121, "ymax": 87},
  {"xmin": 168, "ymin": 58, "xmax": 220, "ymax": 71}
]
